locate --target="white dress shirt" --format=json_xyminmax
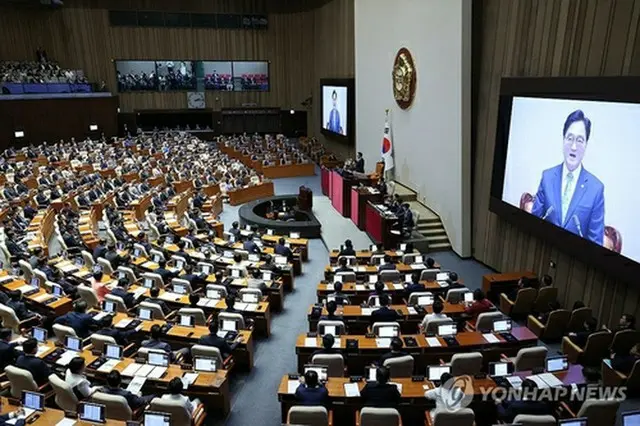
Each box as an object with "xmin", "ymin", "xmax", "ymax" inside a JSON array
[
  {"xmin": 425, "ymin": 386, "xmax": 464, "ymax": 420},
  {"xmin": 65, "ymin": 369, "xmax": 97, "ymax": 398},
  {"xmin": 160, "ymin": 393, "xmax": 200, "ymax": 416},
  {"xmin": 561, "ymin": 163, "xmax": 582, "ymax": 224},
  {"xmin": 420, "ymin": 313, "xmax": 449, "ymax": 332}
]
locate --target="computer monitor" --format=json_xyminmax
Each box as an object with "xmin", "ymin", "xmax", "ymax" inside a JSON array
[
  {"xmin": 368, "ymin": 275, "xmax": 377, "ymax": 284},
  {"xmin": 174, "ymin": 260, "xmax": 184, "ymax": 270},
  {"xmin": 105, "ymin": 344, "xmax": 123, "ymax": 360},
  {"xmin": 173, "ymin": 283, "xmax": 186, "ymax": 295},
  {"xmin": 231, "ymin": 269, "xmax": 240, "ymax": 278},
  {"xmin": 417, "ymin": 295, "xmax": 434, "ymax": 306},
  {"xmin": 116, "ymin": 242, "xmax": 125, "ymax": 251},
  {"xmin": 152, "ymin": 255, "xmax": 161, "ymax": 263},
  {"xmin": 463, "ymin": 292, "xmax": 474, "ymax": 303},
  {"xmin": 32, "ymin": 327, "xmax": 47, "ymax": 343},
  {"xmin": 22, "ymin": 391, "xmax": 44, "ymax": 411},
  {"xmin": 436, "ymin": 272, "xmax": 450, "ymax": 281},
  {"xmin": 139, "ymin": 307, "xmax": 152, "ymax": 320},
  {"xmin": 365, "ymin": 366, "xmax": 377, "ymax": 382},
  {"xmin": 103, "ymin": 300, "xmax": 116, "ymax": 313},
  {"xmin": 52, "ymin": 285, "xmax": 63, "ymax": 297},
  {"xmin": 143, "ymin": 278, "xmax": 154, "ymax": 288},
  {"xmin": 437, "ymin": 324, "xmax": 457, "ymax": 336},
  {"xmin": 378, "ymin": 326, "xmax": 398, "ymax": 338},
  {"xmin": 304, "ymin": 364, "xmax": 328, "ymax": 382},
  {"xmin": 65, "ymin": 335, "xmax": 81, "ymax": 351},
  {"xmin": 206, "ymin": 289, "xmax": 221, "ymax": 299},
  {"xmin": 193, "ymin": 357, "xmax": 217, "ymax": 372},
  {"xmin": 148, "ymin": 352, "xmax": 169, "ymax": 367},
  {"xmin": 133, "ymin": 248, "xmax": 141, "ymax": 257},
  {"xmin": 414, "ymin": 255, "xmax": 423, "ymax": 264},
  {"xmin": 78, "ymin": 402, "xmax": 106, "ymax": 423},
  {"xmin": 546, "ymin": 356, "xmax": 569, "ymax": 373},
  {"xmin": 75, "ymin": 257, "xmax": 84, "ymax": 267},
  {"xmin": 275, "ymin": 255, "xmax": 287, "ymax": 265},
  {"xmin": 322, "ymin": 325, "xmax": 338, "ymax": 337},
  {"xmin": 30, "ymin": 277, "xmax": 39, "ymax": 288},
  {"xmin": 399, "ymin": 243, "xmax": 407, "ymax": 251},
  {"xmin": 492, "ymin": 319, "xmax": 512, "ymax": 333},
  {"xmin": 179, "ymin": 315, "xmax": 195, "ymax": 327},
  {"xmin": 558, "ymin": 419, "xmax": 588, "ymax": 426},
  {"xmin": 267, "ymin": 229, "xmax": 274, "ymax": 235},
  {"xmin": 622, "ymin": 410, "xmax": 640, "ymax": 426},
  {"xmin": 242, "ymin": 293, "xmax": 259, "ymax": 303},
  {"xmin": 290, "ymin": 232, "xmax": 300, "ymax": 239},
  {"xmin": 201, "ymin": 264, "xmax": 212, "ymax": 275},
  {"xmin": 427, "ymin": 365, "xmax": 451, "ymax": 382},
  {"xmin": 248, "ymin": 254, "xmax": 259, "ymax": 262},
  {"xmin": 262, "ymin": 271, "xmax": 272, "ymax": 281},
  {"xmin": 221, "ymin": 320, "xmax": 237, "ymax": 332},
  {"xmin": 223, "ymin": 250, "xmax": 233, "ymax": 258},
  {"xmin": 489, "ymin": 362, "xmax": 514, "ymax": 377},
  {"xmin": 143, "ymin": 412, "xmax": 171, "ymax": 426}
]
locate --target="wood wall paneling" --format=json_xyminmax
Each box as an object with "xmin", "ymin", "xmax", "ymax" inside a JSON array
[{"xmin": 473, "ymin": 0, "xmax": 640, "ymax": 326}]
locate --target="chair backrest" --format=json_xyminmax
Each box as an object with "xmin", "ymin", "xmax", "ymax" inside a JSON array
[
  {"xmin": 370, "ymin": 255, "xmax": 385, "ymax": 266},
  {"xmin": 53, "ymin": 323, "xmax": 78, "ymax": 340},
  {"xmin": 379, "ymin": 270, "xmax": 401, "ymax": 282},
  {"xmin": 180, "ymin": 237, "xmax": 194, "ymax": 249},
  {"xmin": 475, "ymin": 312, "xmax": 504, "ymax": 332},
  {"xmin": 77, "ymin": 284, "xmax": 100, "ymax": 308},
  {"xmin": 335, "ymin": 272, "xmax": 356, "ymax": 282},
  {"xmin": 408, "ymin": 292, "xmax": 433, "ymax": 306},
  {"xmin": 205, "ymin": 284, "xmax": 228, "ymax": 299},
  {"xmin": 311, "ymin": 354, "xmax": 344, "ymax": 377},
  {"xmin": 511, "ymin": 288, "xmax": 538, "ymax": 315},
  {"xmin": 401, "ymin": 253, "xmax": 418, "ymax": 264},
  {"xmin": 97, "ymin": 257, "xmax": 114, "ymax": 275},
  {"xmin": 626, "ymin": 360, "xmax": 640, "ymax": 390},
  {"xmin": 372, "ymin": 322, "xmax": 401, "ymax": 337},
  {"xmin": 576, "ymin": 398, "xmax": 619, "ymax": 425},
  {"xmin": 106, "ymin": 229, "xmax": 118, "ymax": 246},
  {"xmin": 191, "ymin": 344, "xmax": 223, "ymax": 367},
  {"xmin": 49, "ymin": 373, "xmax": 79, "ymax": 411},
  {"xmin": 198, "ymin": 262, "xmax": 215, "ymax": 275},
  {"xmin": 136, "ymin": 347, "xmax": 168, "ymax": 361},
  {"xmin": 426, "ymin": 317, "xmax": 455, "ymax": 334},
  {"xmin": 317, "ymin": 320, "xmax": 346, "ymax": 336},
  {"xmin": 451, "ymin": 352, "xmax": 483, "ymax": 376},
  {"xmin": 116, "ymin": 266, "xmax": 137, "ymax": 284},
  {"xmin": 149, "ymin": 249, "xmax": 165, "ymax": 262},
  {"xmin": 568, "ymin": 307, "xmax": 593, "ymax": 332},
  {"xmin": 170, "ymin": 255, "xmax": 188, "ymax": 268},
  {"xmin": 337, "ymin": 255, "xmax": 356, "ymax": 266},
  {"xmin": 420, "ymin": 269, "xmax": 440, "ymax": 281},
  {"xmin": 92, "ymin": 333, "xmax": 117, "ymax": 352},
  {"xmin": 18, "ymin": 260, "xmax": 33, "ymax": 281},
  {"xmin": 383, "ymin": 355, "xmax": 414, "ymax": 378},
  {"xmin": 513, "ymin": 346, "xmax": 548, "ymax": 371},
  {"xmin": 0, "ymin": 304, "xmax": 22, "ymax": 332},
  {"xmin": 171, "ymin": 278, "xmax": 193, "ymax": 294},
  {"xmin": 133, "ymin": 243, "xmax": 148, "ymax": 258},
  {"xmin": 5, "ymin": 365, "xmax": 38, "ymax": 398},
  {"xmin": 512, "ymin": 414, "xmax": 557, "ymax": 426},
  {"xmin": 542, "ymin": 309, "xmax": 571, "ymax": 340},
  {"xmin": 92, "ymin": 392, "xmax": 133, "ymax": 420},
  {"xmin": 582, "ymin": 331, "xmax": 614, "ymax": 366},
  {"xmin": 178, "ymin": 308, "xmax": 207, "ymax": 326},
  {"xmin": 533, "ymin": 287, "xmax": 558, "ymax": 313},
  {"xmin": 81, "ymin": 250, "xmax": 95, "ymax": 268},
  {"xmin": 611, "ymin": 329, "xmax": 640, "ymax": 356},
  {"xmin": 142, "ymin": 273, "xmax": 164, "ymax": 289},
  {"xmin": 149, "ymin": 398, "xmax": 192, "ymax": 423},
  {"xmin": 140, "ymin": 301, "xmax": 166, "ymax": 320},
  {"xmin": 218, "ymin": 312, "xmax": 245, "ymax": 330},
  {"xmin": 33, "ymin": 269, "xmax": 48, "ymax": 284},
  {"xmin": 226, "ymin": 265, "xmax": 247, "ymax": 278},
  {"xmin": 104, "ymin": 294, "xmax": 128, "ymax": 313},
  {"xmin": 360, "ymin": 407, "xmax": 401, "ymax": 426},
  {"xmin": 433, "ymin": 408, "xmax": 475, "ymax": 426},
  {"xmin": 239, "ymin": 287, "xmax": 263, "ymax": 299},
  {"xmin": 287, "ymin": 406, "xmax": 329, "ymax": 426},
  {"xmin": 445, "ymin": 288, "xmax": 470, "ymax": 304}
]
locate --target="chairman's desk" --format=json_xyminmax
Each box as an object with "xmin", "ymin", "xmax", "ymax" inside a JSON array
[
  {"xmin": 277, "ymin": 364, "xmax": 585, "ymax": 426},
  {"xmin": 316, "ymin": 280, "xmax": 458, "ymax": 305},
  {"xmin": 307, "ymin": 303, "xmax": 466, "ymax": 335},
  {"xmin": 482, "ymin": 272, "xmax": 537, "ymax": 304},
  {"xmin": 0, "ymin": 399, "xmax": 126, "ymax": 426},
  {"xmin": 34, "ymin": 342, "xmax": 232, "ymax": 416},
  {"xmin": 295, "ymin": 326, "xmax": 538, "ymax": 374}
]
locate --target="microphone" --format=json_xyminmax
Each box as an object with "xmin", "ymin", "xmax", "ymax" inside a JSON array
[
  {"xmin": 542, "ymin": 206, "xmax": 554, "ymax": 220},
  {"xmin": 573, "ymin": 215, "xmax": 583, "ymax": 238}
]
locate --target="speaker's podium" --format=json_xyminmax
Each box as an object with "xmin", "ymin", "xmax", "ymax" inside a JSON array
[{"xmin": 298, "ymin": 186, "xmax": 312, "ymax": 211}]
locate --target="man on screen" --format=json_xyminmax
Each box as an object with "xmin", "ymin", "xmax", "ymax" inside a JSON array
[
  {"xmin": 327, "ymin": 90, "xmax": 344, "ymax": 135},
  {"xmin": 531, "ymin": 109, "xmax": 605, "ymax": 245}
]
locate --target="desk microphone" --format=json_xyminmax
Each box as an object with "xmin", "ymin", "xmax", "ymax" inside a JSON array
[
  {"xmin": 542, "ymin": 206, "xmax": 554, "ymax": 220},
  {"xmin": 572, "ymin": 215, "xmax": 583, "ymax": 238}
]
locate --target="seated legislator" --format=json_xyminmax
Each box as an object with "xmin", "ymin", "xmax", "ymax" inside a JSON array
[
  {"xmin": 338, "ymin": 239, "xmax": 356, "ymax": 257},
  {"xmin": 496, "ymin": 378, "xmax": 552, "ymax": 422},
  {"xmin": 567, "ymin": 317, "xmax": 598, "ymax": 349},
  {"xmin": 198, "ymin": 321, "xmax": 238, "ymax": 359},
  {"xmin": 54, "ymin": 300, "xmax": 99, "ymax": 339},
  {"xmin": 505, "ymin": 276, "xmax": 535, "ymax": 301},
  {"xmin": 378, "ymin": 337, "xmax": 409, "ymax": 366},
  {"xmin": 228, "ymin": 254, "xmax": 248, "ymax": 277},
  {"xmin": 181, "ymin": 264, "xmax": 206, "ymax": 288},
  {"xmin": 242, "ymin": 236, "xmax": 261, "ymax": 255},
  {"xmin": 446, "ymin": 272, "xmax": 465, "ymax": 290},
  {"xmin": 294, "ymin": 369, "xmax": 330, "ymax": 407},
  {"xmin": 96, "ymin": 316, "xmax": 136, "ymax": 346},
  {"xmin": 311, "ymin": 334, "xmax": 341, "ymax": 358},
  {"xmin": 65, "ymin": 357, "xmax": 98, "ymax": 399},
  {"xmin": 16, "ymin": 338, "xmax": 52, "ymax": 386},
  {"xmin": 425, "ymin": 257, "xmax": 438, "ymax": 269},
  {"xmin": 371, "ymin": 294, "xmax": 400, "ymax": 323},
  {"xmin": 360, "ymin": 366, "xmax": 401, "ymax": 408},
  {"xmin": 90, "ymin": 270, "xmax": 112, "ymax": 303},
  {"xmin": 405, "ymin": 272, "xmax": 425, "ymax": 298},
  {"xmin": 464, "ymin": 289, "xmax": 494, "ymax": 319},
  {"xmin": 328, "ymin": 282, "xmax": 350, "ymax": 306},
  {"xmin": 141, "ymin": 325, "xmax": 175, "ymax": 361},
  {"xmin": 7, "ymin": 290, "xmax": 38, "ymax": 321},
  {"xmin": 174, "ymin": 241, "xmax": 191, "ymax": 262},
  {"xmin": 424, "ymin": 372, "xmax": 464, "ymax": 421},
  {"xmin": 419, "ymin": 300, "xmax": 449, "ymax": 333},
  {"xmin": 161, "ymin": 377, "xmax": 202, "ymax": 418},
  {"xmin": 112, "ymin": 278, "xmax": 135, "ymax": 309},
  {"xmin": 147, "ymin": 287, "xmax": 171, "ymax": 316},
  {"xmin": 274, "ymin": 238, "xmax": 293, "ymax": 261},
  {"xmin": 319, "ymin": 301, "xmax": 343, "ymax": 321},
  {"xmin": 0, "ymin": 328, "xmax": 19, "ymax": 370},
  {"xmin": 247, "ymin": 269, "xmax": 268, "ymax": 294},
  {"xmin": 612, "ymin": 343, "xmax": 640, "ymax": 375},
  {"xmin": 228, "ymin": 221, "xmax": 241, "ymax": 240},
  {"xmin": 334, "ymin": 257, "xmax": 353, "ymax": 273},
  {"xmin": 377, "ymin": 255, "xmax": 397, "ymax": 271},
  {"xmin": 101, "ymin": 370, "xmax": 155, "ymax": 410},
  {"xmin": 155, "ymin": 260, "xmax": 179, "ymax": 284}
]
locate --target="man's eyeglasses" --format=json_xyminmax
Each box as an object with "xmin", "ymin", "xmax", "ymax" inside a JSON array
[{"xmin": 564, "ymin": 134, "xmax": 586, "ymax": 146}]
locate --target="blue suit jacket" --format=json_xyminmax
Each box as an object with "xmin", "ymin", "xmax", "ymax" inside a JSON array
[
  {"xmin": 327, "ymin": 109, "xmax": 342, "ymax": 134},
  {"xmin": 531, "ymin": 164, "xmax": 605, "ymax": 245}
]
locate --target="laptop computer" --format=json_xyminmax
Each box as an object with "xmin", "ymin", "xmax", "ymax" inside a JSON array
[
  {"xmin": 546, "ymin": 356, "xmax": 569, "ymax": 373},
  {"xmin": 179, "ymin": 314, "xmax": 195, "ymax": 327},
  {"xmin": 558, "ymin": 419, "xmax": 588, "ymax": 426},
  {"xmin": 103, "ymin": 300, "xmax": 117, "ymax": 313},
  {"xmin": 622, "ymin": 410, "xmax": 640, "ymax": 426},
  {"xmin": 417, "ymin": 295, "xmax": 434, "ymax": 306},
  {"xmin": 148, "ymin": 351, "xmax": 169, "ymax": 367},
  {"xmin": 173, "ymin": 283, "xmax": 187, "ymax": 295},
  {"xmin": 32, "ymin": 327, "xmax": 47, "ymax": 343},
  {"xmin": 378, "ymin": 326, "xmax": 398, "ymax": 338},
  {"xmin": 492, "ymin": 318, "xmax": 515, "ymax": 341},
  {"xmin": 51, "ymin": 284, "xmax": 63, "ymax": 297},
  {"xmin": 104, "ymin": 344, "xmax": 123, "ymax": 360},
  {"xmin": 65, "ymin": 335, "xmax": 82, "ymax": 352},
  {"xmin": 489, "ymin": 361, "xmax": 514, "ymax": 377},
  {"xmin": 365, "ymin": 366, "xmax": 377, "ymax": 382},
  {"xmin": 22, "ymin": 391, "xmax": 44, "ymax": 411},
  {"xmin": 193, "ymin": 357, "xmax": 217, "ymax": 372},
  {"xmin": 427, "ymin": 365, "xmax": 451, "ymax": 384},
  {"xmin": 242, "ymin": 293, "xmax": 259, "ymax": 303},
  {"xmin": 143, "ymin": 411, "xmax": 171, "ymax": 426},
  {"xmin": 139, "ymin": 307, "xmax": 152, "ymax": 320},
  {"xmin": 78, "ymin": 402, "xmax": 106, "ymax": 424},
  {"xmin": 143, "ymin": 277, "xmax": 154, "ymax": 288},
  {"xmin": 221, "ymin": 320, "xmax": 238, "ymax": 332}
]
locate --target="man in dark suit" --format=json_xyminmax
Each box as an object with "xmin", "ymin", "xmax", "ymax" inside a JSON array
[
  {"xmin": 198, "ymin": 321, "xmax": 238, "ymax": 359},
  {"xmin": 174, "ymin": 241, "xmax": 191, "ymax": 261},
  {"xmin": 378, "ymin": 337, "xmax": 409, "ymax": 366},
  {"xmin": 93, "ymin": 239, "xmax": 108, "ymax": 260},
  {"xmin": 294, "ymin": 370, "xmax": 329, "ymax": 406},
  {"xmin": 228, "ymin": 221, "xmax": 241, "ymax": 240},
  {"xmin": 354, "ymin": 152, "xmax": 365, "ymax": 173},
  {"xmin": 378, "ymin": 255, "xmax": 397, "ymax": 271},
  {"xmin": 147, "ymin": 287, "xmax": 171, "ymax": 316},
  {"xmin": 101, "ymin": 370, "xmax": 155, "ymax": 410},
  {"xmin": 54, "ymin": 301, "xmax": 99, "ymax": 339},
  {"xmin": 405, "ymin": 272, "xmax": 425, "ymax": 299},
  {"xmin": 140, "ymin": 325, "xmax": 174, "ymax": 361},
  {"xmin": 531, "ymin": 110, "xmax": 604, "ymax": 245},
  {"xmin": 338, "ymin": 240, "xmax": 356, "ymax": 257},
  {"xmin": 181, "ymin": 264, "xmax": 206, "ymax": 288},
  {"xmin": 274, "ymin": 237, "xmax": 293, "ymax": 260},
  {"xmin": 329, "ymin": 282, "xmax": 350, "ymax": 306},
  {"xmin": 16, "ymin": 338, "xmax": 51, "ymax": 386},
  {"xmin": 311, "ymin": 334, "xmax": 341, "ymax": 359},
  {"xmin": 243, "ymin": 236, "xmax": 261, "ymax": 255},
  {"xmin": 111, "ymin": 278, "xmax": 135, "ymax": 309},
  {"xmin": 105, "ymin": 244, "xmax": 128, "ymax": 269},
  {"xmin": 154, "ymin": 260, "xmax": 178, "ymax": 284},
  {"xmin": 360, "ymin": 366, "xmax": 401, "ymax": 407},
  {"xmin": 497, "ymin": 379, "xmax": 552, "ymax": 422},
  {"xmin": 7, "ymin": 291, "xmax": 37, "ymax": 321},
  {"xmin": 96, "ymin": 316, "xmax": 135, "ymax": 346},
  {"xmin": 5, "ymin": 231, "xmax": 26, "ymax": 258},
  {"xmin": 334, "ymin": 257, "xmax": 353, "ymax": 273},
  {"xmin": 0, "ymin": 328, "xmax": 19, "ymax": 370},
  {"xmin": 371, "ymin": 294, "xmax": 399, "ymax": 323},
  {"xmin": 567, "ymin": 317, "xmax": 597, "ymax": 348}
]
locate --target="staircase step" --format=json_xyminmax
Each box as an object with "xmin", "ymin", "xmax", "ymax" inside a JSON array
[
  {"xmin": 425, "ymin": 234, "xmax": 449, "ymax": 243},
  {"xmin": 429, "ymin": 242, "xmax": 452, "ymax": 251},
  {"xmin": 417, "ymin": 220, "xmax": 441, "ymax": 227},
  {"xmin": 419, "ymin": 227, "xmax": 447, "ymax": 236}
]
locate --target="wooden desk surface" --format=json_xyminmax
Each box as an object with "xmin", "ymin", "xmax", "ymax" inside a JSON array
[
  {"xmin": 262, "ymin": 163, "xmax": 315, "ymax": 179},
  {"xmin": 0, "ymin": 273, "xmax": 73, "ymax": 316},
  {"xmin": 317, "ymin": 281, "xmax": 444, "ymax": 293},
  {"xmin": 228, "ymin": 182, "xmax": 275, "ymax": 206},
  {"xmin": 482, "ymin": 271, "xmax": 536, "ymax": 292},
  {"xmin": 324, "ymin": 263, "xmax": 444, "ymax": 276},
  {"xmin": 307, "ymin": 303, "xmax": 466, "ymax": 318},
  {"xmin": 0, "ymin": 398, "xmax": 126, "ymax": 425}
]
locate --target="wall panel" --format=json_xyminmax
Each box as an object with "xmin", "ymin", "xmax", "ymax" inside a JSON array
[{"xmin": 473, "ymin": 0, "xmax": 640, "ymax": 326}]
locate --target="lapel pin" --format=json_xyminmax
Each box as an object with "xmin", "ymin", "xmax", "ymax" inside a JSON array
[{"xmin": 581, "ymin": 184, "xmax": 584, "ymax": 188}]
